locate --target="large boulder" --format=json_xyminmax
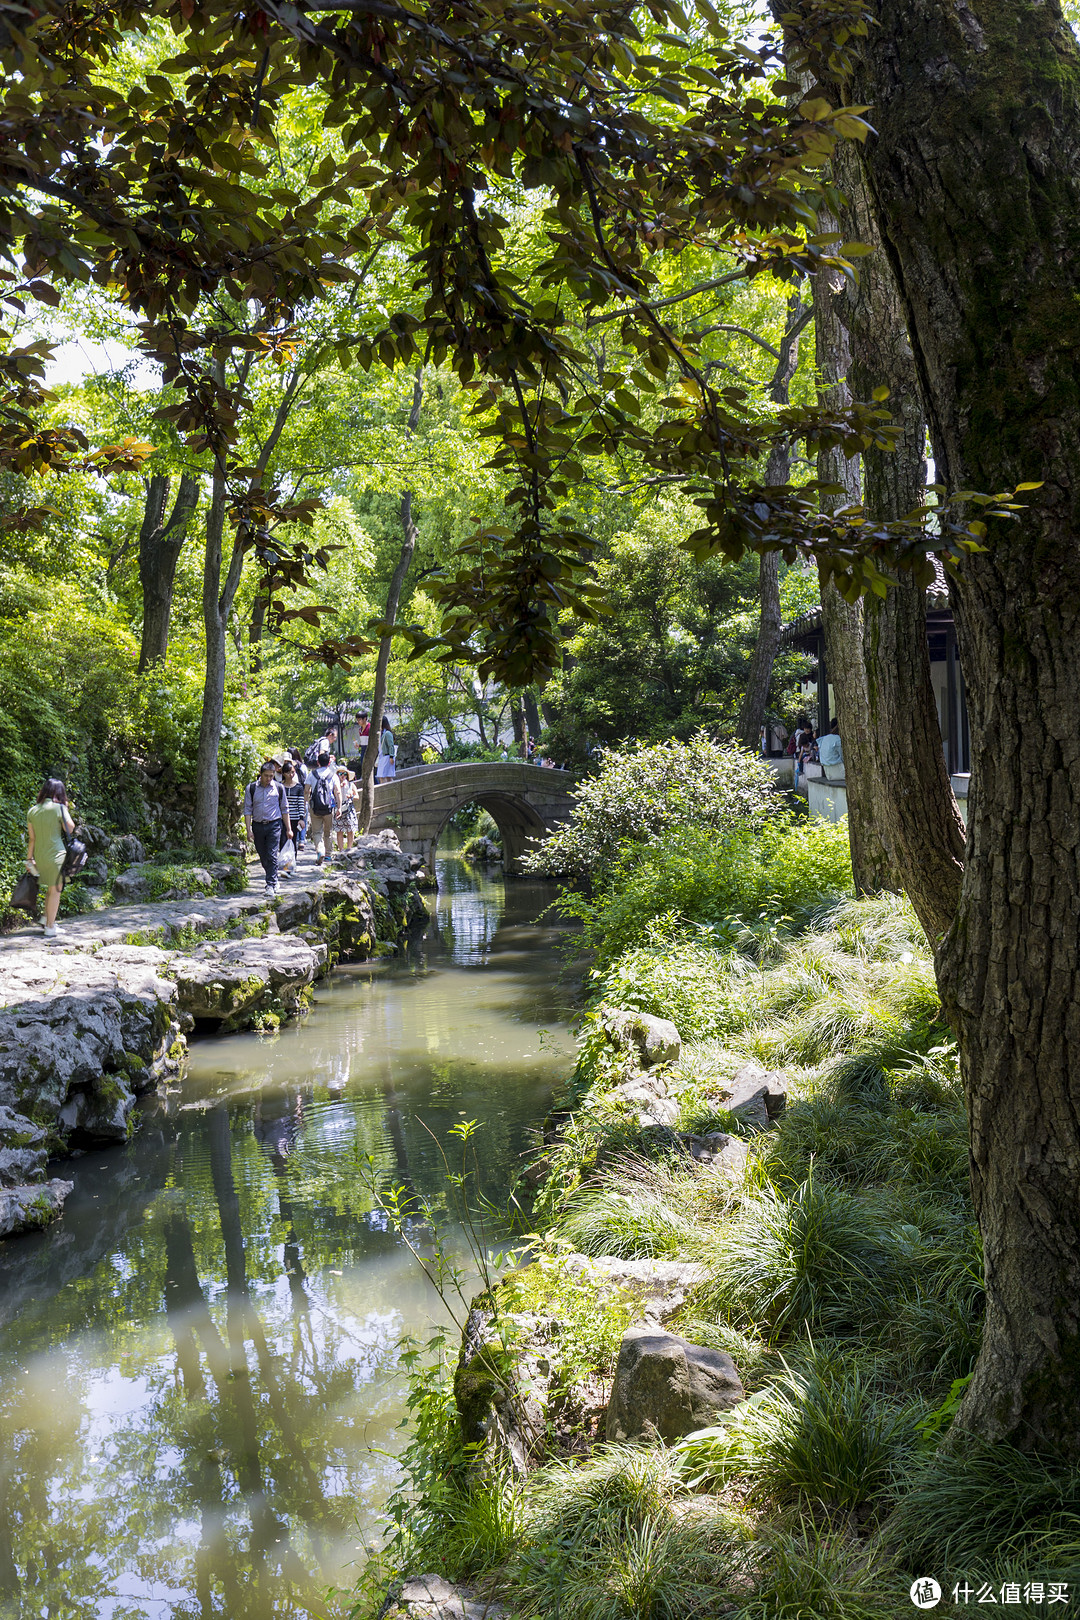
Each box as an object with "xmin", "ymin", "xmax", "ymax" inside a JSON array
[
  {"xmin": 605, "ymin": 1325, "xmax": 745, "ymax": 1443},
  {"xmin": 600, "ymin": 1004, "xmax": 681, "ymax": 1069}
]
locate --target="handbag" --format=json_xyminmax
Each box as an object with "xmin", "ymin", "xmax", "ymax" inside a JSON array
[
  {"xmin": 10, "ymin": 870, "xmax": 40, "ymax": 915},
  {"xmin": 59, "ymin": 812, "xmax": 89, "ymax": 880}
]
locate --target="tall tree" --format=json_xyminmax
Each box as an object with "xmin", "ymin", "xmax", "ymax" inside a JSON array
[
  {"xmin": 358, "ymin": 370, "xmax": 424, "ymax": 832},
  {"xmin": 737, "ymin": 296, "xmax": 810, "ymax": 751},
  {"xmin": 137, "ymin": 472, "xmax": 199, "ymax": 672},
  {"xmin": 794, "ymin": 0, "xmax": 1080, "ymax": 1455},
  {"xmin": 813, "ymin": 232, "xmax": 893, "ymax": 894}
]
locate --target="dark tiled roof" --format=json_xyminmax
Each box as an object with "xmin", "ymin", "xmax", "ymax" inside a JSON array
[{"xmin": 780, "ymin": 559, "xmax": 951, "ymax": 647}]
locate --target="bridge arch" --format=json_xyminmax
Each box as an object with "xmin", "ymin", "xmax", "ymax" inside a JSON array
[{"xmin": 370, "ymin": 762, "xmax": 577, "ymax": 876}]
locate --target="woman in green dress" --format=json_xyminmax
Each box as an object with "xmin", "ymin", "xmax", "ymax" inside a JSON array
[{"xmin": 26, "ymin": 778, "xmax": 74, "ymax": 939}]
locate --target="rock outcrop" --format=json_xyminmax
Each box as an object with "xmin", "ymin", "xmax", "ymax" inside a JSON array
[
  {"xmin": 711, "ymin": 1059, "xmax": 788, "ymax": 1132},
  {"xmin": 388, "ymin": 1574, "xmax": 508, "ymax": 1619},
  {"xmin": 600, "ymin": 1004, "xmax": 681, "ymax": 1068},
  {"xmin": 605, "ymin": 1325, "xmax": 745, "ymax": 1443}
]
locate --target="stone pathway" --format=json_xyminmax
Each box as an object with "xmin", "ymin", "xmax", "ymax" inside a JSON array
[{"xmin": 0, "ymin": 842, "xmax": 330, "ymax": 955}]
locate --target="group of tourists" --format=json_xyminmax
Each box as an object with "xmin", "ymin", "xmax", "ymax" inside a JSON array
[
  {"xmin": 785, "ymin": 715, "xmax": 844, "ymax": 787},
  {"xmin": 243, "ymin": 717, "xmax": 398, "ymax": 898}
]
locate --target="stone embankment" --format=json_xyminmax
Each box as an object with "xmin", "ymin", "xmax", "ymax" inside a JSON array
[{"xmin": 0, "ymin": 833, "xmax": 429, "ymax": 1239}]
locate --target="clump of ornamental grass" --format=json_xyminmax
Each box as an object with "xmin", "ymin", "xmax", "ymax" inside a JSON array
[
  {"xmin": 673, "ymin": 1347, "xmax": 918, "ymax": 1515},
  {"xmin": 555, "ymin": 1152, "xmax": 712, "ymax": 1260},
  {"xmin": 511, "ymin": 1446, "xmax": 750, "ymax": 1620},
  {"xmin": 703, "ymin": 1169, "xmax": 899, "ymax": 1340},
  {"xmin": 740, "ymin": 1522, "xmax": 902, "ymax": 1620},
  {"xmin": 887, "ymin": 1436, "xmax": 1080, "ymax": 1581}
]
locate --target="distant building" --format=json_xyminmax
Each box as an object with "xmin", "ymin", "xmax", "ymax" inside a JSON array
[{"xmin": 779, "ymin": 573, "xmax": 971, "ymax": 778}]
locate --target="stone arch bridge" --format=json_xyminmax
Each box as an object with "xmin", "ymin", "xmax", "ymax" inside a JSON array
[{"xmin": 371, "ymin": 762, "xmax": 578, "ymax": 874}]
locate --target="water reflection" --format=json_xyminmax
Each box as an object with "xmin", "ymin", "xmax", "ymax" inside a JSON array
[{"xmin": 0, "ymin": 852, "xmax": 574, "ymax": 1619}]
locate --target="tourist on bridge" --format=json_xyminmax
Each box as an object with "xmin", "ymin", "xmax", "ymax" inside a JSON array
[
  {"xmin": 334, "ymin": 766, "xmax": 359, "ymax": 851},
  {"xmin": 377, "ymin": 716, "xmax": 396, "ymax": 781},
  {"xmin": 306, "ymin": 750, "xmax": 341, "ymax": 865},
  {"xmin": 244, "ymin": 759, "xmax": 294, "ymax": 899},
  {"xmin": 25, "ymin": 778, "xmax": 75, "ymax": 939}
]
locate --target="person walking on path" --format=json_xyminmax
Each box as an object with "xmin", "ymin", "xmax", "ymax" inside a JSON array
[
  {"xmin": 358, "ymin": 712, "xmax": 370, "ymax": 775},
  {"xmin": 281, "ymin": 759, "xmax": 306, "ymax": 853},
  {"xmin": 306, "ymin": 750, "xmax": 341, "ymax": 865},
  {"xmin": 26, "ymin": 778, "xmax": 74, "ymax": 939},
  {"xmin": 376, "ymin": 716, "xmax": 396, "ymax": 782},
  {"xmin": 244, "ymin": 759, "xmax": 293, "ymax": 898},
  {"xmin": 334, "ymin": 766, "xmax": 359, "ymax": 851}
]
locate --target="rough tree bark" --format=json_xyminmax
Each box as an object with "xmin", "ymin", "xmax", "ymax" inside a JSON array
[
  {"xmin": 736, "ymin": 295, "xmax": 810, "ymax": 751},
  {"xmin": 358, "ymin": 369, "xmax": 424, "ymax": 832},
  {"xmin": 137, "ymin": 472, "xmax": 199, "ymax": 672},
  {"xmin": 816, "ymin": 0, "xmax": 1080, "ymax": 1453},
  {"xmin": 838, "ymin": 152, "xmax": 966, "ymax": 943},
  {"xmin": 813, "ymin": 233, "xmax": 894, "ymax": 894}
]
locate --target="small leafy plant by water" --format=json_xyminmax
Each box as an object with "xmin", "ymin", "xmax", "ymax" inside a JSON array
[{"xmin": 354, "ymin": 806, "xmax": 1080, "ymax": 1619}]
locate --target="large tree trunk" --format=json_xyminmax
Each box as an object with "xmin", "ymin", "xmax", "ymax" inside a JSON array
[
  {"xmin": 818, "ymin": 0, "xmax": 1080, "ymax": 1454},
  {"xmin": 137, "ymin": 472, "xmax": 199, "ymax": 672},
  {"xmin": 813, "ymin": 238, "xmax": 894, "ymax": 894},
  {"xmin": 358, "ymin": 370, "xmax": 424, "ymax": 832},
  {"xmin": 737, "ymin": 296, "xmax": 809, "ymax": 751},
  {"xmin": 837, "ymin": 150, "xmax": 967, "ymax": 943}
]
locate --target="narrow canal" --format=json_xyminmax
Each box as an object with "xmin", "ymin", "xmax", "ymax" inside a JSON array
[{"xmin": 0, "ymin": 850, "xmax": 577, "ymax": 1620}]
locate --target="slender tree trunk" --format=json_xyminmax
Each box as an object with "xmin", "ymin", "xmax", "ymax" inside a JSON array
[
  {"xmin": 737, "ymin": 296, "xmax": 809, "ymax": 751},
  {"xmin": 839, "ymin": 152, "xmax": 966, "ymax": 943},
  {"xmin": 137, "ymin": 472, "xmax": 199, "ymax": 672},
  {"xmin": 523, "ymin": 689, "xmax": 542, "ymax": 744},
  {"xmin": 814, "ymin": 234, "xmax": 894, "ymax": 894},
  {"xmin": 803, "ymin": 0, "xmax": 1080, "ymax": 1453},
  {"xmin": 359, "ymin": 369, "xmax": 424, "ymax": 832},
  {"xmin": 194, "ymin": 465, "xmax": 244, "ymax": 848}
]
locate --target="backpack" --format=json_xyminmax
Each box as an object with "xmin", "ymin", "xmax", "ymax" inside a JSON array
[
  {"xmin": 784, "ymin": 734, "xmax": 797, "ymax": 756},
  {"xmin": 303, "ymin": 740, "xmax": 321, "ymax": 767},
  {"xmin": 310, "ymin": 767, "xmax": 335, "ymax": 817}
]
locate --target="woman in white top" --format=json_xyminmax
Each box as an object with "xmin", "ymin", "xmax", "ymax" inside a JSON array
[{"xmin": 377, "ymin": 717, "xmax": 396, "ymax": 781}]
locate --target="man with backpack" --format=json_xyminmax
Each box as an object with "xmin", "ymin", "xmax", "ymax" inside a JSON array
[
  {"xmin": 305, "ymin": 750, "xmax": 342, "ymax": 864},
  {"xmin": 244, "ymin": 759, "xmax": 294, "ymax": 898}
]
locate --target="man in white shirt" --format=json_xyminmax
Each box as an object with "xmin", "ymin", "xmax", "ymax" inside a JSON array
[{"xmin": 817, "ymin": 721, "xmax": 844, "ymax": 780}]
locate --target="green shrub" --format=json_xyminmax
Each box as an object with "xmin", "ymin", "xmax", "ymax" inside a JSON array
[
  {"xmin": 596, "ymin": 925, "xmax": 754, "ymax": 1042},
  {"xmin": 572, "ymin": 817, "xmax": 854, "ymax": 966},
  {"xmin": 525, "ymin": 732, "xmax": 783, "ymax": 883}
]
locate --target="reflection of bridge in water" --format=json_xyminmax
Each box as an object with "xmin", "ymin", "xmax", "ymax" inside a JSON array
[{"xmin": 371, "ymin": 761, "xmax": 578, "ymax": 874}]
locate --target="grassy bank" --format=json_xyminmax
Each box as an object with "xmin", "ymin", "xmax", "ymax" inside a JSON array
[{"xmin": 355, "ymin": 761, "xmax": 1079, "ymax": 1618}]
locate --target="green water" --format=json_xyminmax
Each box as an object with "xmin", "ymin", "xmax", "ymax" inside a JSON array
[{"xmin": 0, "ymin": 853, "xmax": 576, "ymax": 1619}]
